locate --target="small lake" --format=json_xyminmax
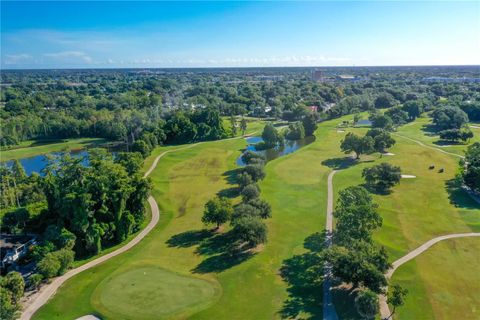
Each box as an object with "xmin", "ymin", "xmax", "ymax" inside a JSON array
[
  {"xmin": 236, "ymin": 136, "xmax": 315, "ymax": 166},
  {"xmin": 3, "ymin": 150, "xmax": 89, "ymax": 176},
  {"xmin": 355, "ymin": 119, "xmax": 372, "ymax": 126}
]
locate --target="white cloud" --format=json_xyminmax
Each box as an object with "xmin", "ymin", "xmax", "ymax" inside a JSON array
[
  {"xmin": 43, "ymin": 51, "xmax": 92, "ymax": 64},
  {"xmin": 4, "ymin": 54, "xmax": 33, "ymax": 65}
]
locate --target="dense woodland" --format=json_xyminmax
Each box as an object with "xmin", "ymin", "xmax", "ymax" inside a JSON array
[{"xmin": 2, "ymin": 66, "xmax": 479, "ymax": 149}]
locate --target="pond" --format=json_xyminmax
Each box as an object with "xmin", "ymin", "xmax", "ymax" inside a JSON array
[
  {"xmin": 236, "ymin": 135, "xmax": 315, "ymax": 166},
  {"xmin": 355, "ymin": 119, "xmax": 372, "ymax": 126},
  {"xmin": 2, "ymin": 149, "xmax": 89, "ymax": 176}
]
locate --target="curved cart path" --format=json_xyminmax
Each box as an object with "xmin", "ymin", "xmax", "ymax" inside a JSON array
[
  {"xmin": 379, "ymin": 233, "xmax": 480, "ymax": 319},
  {"xmin": 323, "ymin": 170, "xmax": 339, "ymax": 320},
  {"xmin": 22, "ymin": 132, "xmax": 257, "ymax": 320},
  {"xmin": 21, "ymin": 196, "xmax": 160, "ymax": 320},
  {"xmin": 392, "ymin": 133, "xmax": 464, "ymax": 159}
]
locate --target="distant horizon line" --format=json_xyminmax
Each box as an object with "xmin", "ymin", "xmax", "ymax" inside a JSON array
[{"xmin": 2, "ymin": 63, "xmax": 480, "ymax": 72}]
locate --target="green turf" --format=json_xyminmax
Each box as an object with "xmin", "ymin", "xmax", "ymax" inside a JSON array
[
  {"xmin": 391, "ymin": 238, "xmax": 480, "ymax": 320},
  {"xmin": 92, "ymin": 266, "xmax": 218, "ymax": 319},
  {"xmin": 32, "ymin": 115, "xmax": 479, "ymax": 320},
  {"xmin": 395, "ymin": 115, "xmax": 480, "ymax": 156},
  {"xmin": 328, "ymin": 117, "xmax": 479, "ymax": 319},
  {"xmin": 0, "ymin": 138, "xmax": 107, "ymax": 161}
]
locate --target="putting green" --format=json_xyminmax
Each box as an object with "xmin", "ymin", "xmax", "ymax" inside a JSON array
[{"xmin": 93, "ymin": 267, "xmax": 218, "ymax": 319}]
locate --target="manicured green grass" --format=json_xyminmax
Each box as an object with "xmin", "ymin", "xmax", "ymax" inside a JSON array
[
  {"xmin": 0, "ymin": 138, "xmax": 106, "ymax": 161},
  {"xmin": 392, "ymin": 238, "xmax": 480, "ymax": 320},
  {"xmin": 395, "ymin": 115, "xmax": 480, "ymax": 156},
  {"xmin": 329, "ymin": 117, "xmax": 479, "ymax": 319},
  {"xmin": 222, "ymin": 116, "xmax": 266, "ymax": 137},
  {"xmin": 33, "ymin": 115, "xmax": 479, "ymax": 320},
  {"xmin": 93, "ymin": 266, "xmax": 218, "ymax": 319}
]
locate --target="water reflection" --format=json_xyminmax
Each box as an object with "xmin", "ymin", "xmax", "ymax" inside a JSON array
[
  {"xmin": 3, "ymin": 149, "xmax": 89, "ymax": 176},
  {"xmin": 237, "ymin": 136, "xmax": 315, "ymax": 166}
]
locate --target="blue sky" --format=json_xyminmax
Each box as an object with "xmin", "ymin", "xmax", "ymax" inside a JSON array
[{"xmin": 1, "ymin": 1, "xmax": 479, "ymax": 69}]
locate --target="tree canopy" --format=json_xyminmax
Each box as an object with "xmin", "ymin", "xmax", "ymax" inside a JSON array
[
  {"xmin": 202, "ymin": 196, "xmax": 234, "ymax": 229},
  {"xmin": 362, "ymin": 163, "xmax": 402, "ymax": 192},
  {"xmin": 340, "ymin": 132, "xmax": 374, "ymax": 159}
]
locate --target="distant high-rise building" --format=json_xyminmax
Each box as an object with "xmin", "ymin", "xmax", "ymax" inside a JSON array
[{"xmin": 312, "ymin": 69, "xmax": 323, "ymax": 81}]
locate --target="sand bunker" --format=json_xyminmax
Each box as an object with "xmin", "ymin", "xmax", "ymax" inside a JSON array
[{"xmin": 76, "ymin": 316, "xmax": 101, "ymax": 320}]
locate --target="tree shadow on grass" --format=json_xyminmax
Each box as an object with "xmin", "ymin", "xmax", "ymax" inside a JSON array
[
  {"xmin": 217, "ymin": 186, "xmax": 241, "ymax": 199},
  {"xmin": 223, "ymin": 168, "xmax": 240, "ymax": 185},
  {"xmin": 30, "ymin": 139, "xmax": 65, "ymax": 147},
  {"xmin": 331, "ymin": 285, "xmax": 363, "ymax": 320},
  {"xmin": 195, "ymin": 231, "xmax": 237, "ymax": 255},
  {"xmin": 279, "ymin": 232, "xmax": 326, "ymax": 319},
  {"xmin": 360, "ymin": 183, "xmax": 393, "ymax": 196},
  {"xmin": 192, "ymin": 248, "xmax": 255, "ymax": 274},
  {"xmin": 166, "ymin": 229, "xmax": 213, "ymax": 248},
  {"xmin": 432, "ymin": 140, "xmax": 464, "ymax": 146},
  {"xmin": 445, "ymin": 178, "xmax": 480, "ymax": 209},
  {"xmin": 168, "ymin": 228, "xmax": 256, "ymax": 274},
  {"xmin": 321, "ymin": 157, "xmax": 359, "ymax": 170},
  {"xmin": 216, "ymin": 168, "xmax": 242, "ymax": 198},
  {"xmin": 421, "ymin": 123, "xmax": 438, "ymax": 136}
]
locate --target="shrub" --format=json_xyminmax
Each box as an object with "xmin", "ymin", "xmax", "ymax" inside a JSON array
[
  {"xmin": 37, "ymin": 253, "xmax": 61, "ymax": 278},
  {"xmin": 28, "ymin": 274, "xmax": 43, "ymax": 290},
  {"xmin": 241, "ymin": 184, "xmax": 260, "ymax": 202}
]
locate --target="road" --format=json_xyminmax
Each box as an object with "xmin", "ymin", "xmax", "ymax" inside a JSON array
[
  {"xmin": 21, "ymin": 131, "xmax": 258, "ymax": 320},
  {"xmin": 323, "ymin": 170, "xmax": 339, "ymax": 320},
  {"xmin": 379, "ymin": 233, "xmax": 480, "ymax": 319}
]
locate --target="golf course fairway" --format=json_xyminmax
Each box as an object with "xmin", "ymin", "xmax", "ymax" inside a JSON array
[{"xmin": 31, "ymin": 114, "xmax": 479, "ymax": 320}]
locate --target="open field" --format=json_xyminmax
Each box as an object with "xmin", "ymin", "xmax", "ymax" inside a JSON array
[
  {"xmin": 391, "ymin": 237, "xmax": 480, "ymax": 320},
  {"xmin": 330, "ymin": 117, "xmax": 479, "ymax": 318},
  {"xmin": 221, "ymin": 116, "xmax": 266, "ymax": 137},
  {"xmin": 1, "ymin": 138, "xmax": 106, "ymax": 161},
  {"xmin": 395, "ymin": 115, "xmax": 480, "ymax": 156},
  {"xmin": 32, "ymin": 115, "xmax": 479, "ymax": 320}
]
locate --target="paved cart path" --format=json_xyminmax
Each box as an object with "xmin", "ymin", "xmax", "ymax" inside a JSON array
[{"xmin": 323, "ymin": 170, "xmax": 339, "ymax": 320}]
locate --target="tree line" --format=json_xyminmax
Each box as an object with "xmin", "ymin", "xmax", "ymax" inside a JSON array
[
  {"xmin": 1, "ymin": 150, "xmax": 151, "ymax": 287},
  {"xmin": 201, "ymin": 150, "xmax": 271, "ymax": 249}
]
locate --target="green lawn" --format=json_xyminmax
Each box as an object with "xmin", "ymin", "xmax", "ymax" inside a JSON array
[
  {"xmin": 395, "ymin": 115, "xmax": 480, "ymax": 156},
  {"xmin": 0, "ymin": 138, "xmax": 107, "ymax": 162},
  {"xmin": 221, "ymin": 116, "xmax": 266, "ymax": 137},
  {"xmin": 32, "ymin": 115, "xmax": 479, "ymax": 320},
  {"xmin": 92, "ymin": 266, "xmax": 218, "ymax": 319},
  {"xmin": 329, "ymin": 117, "xmax": 479, "ymax": 319},
  {"xmin": 391, "ymin": 238, "xmax": 480, "ymax": 320}
]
